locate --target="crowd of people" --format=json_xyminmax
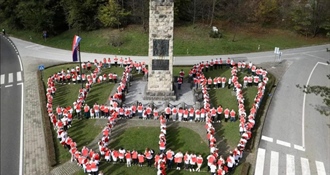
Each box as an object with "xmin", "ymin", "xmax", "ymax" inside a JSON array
[
  {"xmin": 45, "ymin": 56, "xmax": 268, "ymax": 175},
  {"xmin": 194, "ymin": 58, "xmax": 269, "ymax": 175}
]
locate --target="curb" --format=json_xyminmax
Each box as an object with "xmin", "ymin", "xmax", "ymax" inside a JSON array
[{"xmin": 249, "ymin": 75, "xmax": 278, "ymax": 175}]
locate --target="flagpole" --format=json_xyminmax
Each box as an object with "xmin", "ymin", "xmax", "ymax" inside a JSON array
[{"xmin": 78, "ymin": 38, "xmax": 83, "ymax": 89}]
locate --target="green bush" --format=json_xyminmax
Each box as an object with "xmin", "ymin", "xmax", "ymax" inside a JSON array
[{"xmin": 209, "ymin": 29, "xmax": 222, "ymax": 38}]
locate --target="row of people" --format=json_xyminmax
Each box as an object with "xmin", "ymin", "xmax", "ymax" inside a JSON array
[
  {"xmin": 197, "ymin": 59, "xmax": 268, "ymax": 174},
  {"xmin": 46, "ymin": 58, "xmax": 135, "ymax": 174},
  {"xmin": 47, "ymin": 56, "xmax": 266, "ymax": 174}
]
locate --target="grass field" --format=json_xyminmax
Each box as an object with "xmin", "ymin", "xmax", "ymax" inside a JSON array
[
  {"xmin": 3, "ymin": 24, "xmax": 328, "ymax": 56},
  {"xmin": 44, "ymin": 63, "xmax": 269, "ymax": 175},
  {"xmin": 43, "ymin": 64, "xmax": 126, "ymax": 164},
  {"xmin": 74, "ymin": 126, "xmax": 211, "ymax": 175}
]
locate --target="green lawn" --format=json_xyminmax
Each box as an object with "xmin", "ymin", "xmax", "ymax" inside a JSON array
[
  {"xmin": 203, "ymin": 67, "xmax": 259, "ymax": 149},
  {"xmin": 73, "ymin": 126, "xmax": 243, "ymax": 175},
  {"xmin": 55, "ymin": 119, "xmax": 101, "ymax": 164},
  {"xmin": 3, "ymin": 24, "xmax": 328, "ymax": 56},
  {"xmin": 43, "ymin": 64, "xmax": 125, "ymax": 164},
  {"xmin": 44, "ymin": 63, "xmax": 272, "ymax": 175},
  {"xmin": 75, "ymin": 126, "xmax": 210, "ymax": 175}
]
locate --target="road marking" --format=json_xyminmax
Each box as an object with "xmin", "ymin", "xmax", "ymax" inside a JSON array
[
  {"xmin": 5, "ymin": 84, "xmax": 13, "ymax": 88},
  {"xmin": 18, "ymin": 55, "xmax": 23, "ymax": 71},
  {"xmin": 294, "ymin": 144, "xmax": 305, "ymax": 151},
  {"xmin": 33, "ymin": 46, "xmax": 45, "ymax": 50},
  {"xmin": 304, "ymin": 53, "xmax": 329, "ymax": 62},
  {"xmin": 8, "ymin": 73, "xmax": 13, "ymax": 83},
  {"xmin": 301, "ymin": 62, "xmax": 328, "ymax": 150},
  {"xmin": 0, "ymin": 74, "xmax": 4, "ymax": 84},
  {"xmin": 301, "ymin": 157, "xmax": 311, "ymax": 175},
  {"xmin": 286, "ymin": 154, "xmax": 295, "ymax": 175},
  {"xmin": 261, "ymin": 135, "xmax": 273, "ymax": 142},
  {"xmin": 276, "ymin": 139, "xmax": 291, "ymax": 147},
  {"xmin": 255, "ymin": 148, "xmax": 266, "ymax": 175},
  {"xmin": 270, "ymin": 151, "xmax": 279, "ymax": 175},
  {"xmin": 25, "ymin": 44, "xmax": 38, "ymax": 48},
  {"xmin": 315, "ymin": 161, "xmax": 326, "ymax": 175},
  {"xmin": 17, "ymin": 71, "xmax": 22, "ymax": 81},
  {"xmin": 18, "ymin": 83, "xmax": 24, "ymax": 175}
]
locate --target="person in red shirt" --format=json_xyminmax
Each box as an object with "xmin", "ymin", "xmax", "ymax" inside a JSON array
[
  {"xmin": 230, "ymin": 109, "xmax": 236, "ymax": 122},
  {"xmin": 216, "ymin": 105, "xmax": 223, "ymax": 123},
  {"xmin": 196, "ymin": 154, "xmax": 203, "ymax": 172},
  {"xmin": 224, "ymin": 108, "xmax": 230, "ymax": 122},
  {"xmin": 174, "ymin": 151, "xmax": 183, "ymax": 170},
  {"xmin": 125, "ymin": 150, "xmax": 132, "ymax": 167},
  {"xmin": 131, "ymin": 149, "xmax": 138, "ymax": 165},
  {"xmin": 138, "ymin": 153, "xmax": 145, "ymax": 167},
  {"xmin": 83, "ymin": 104, "xmax": 90, "ymax": 119},
  {"xmin": 166, "ymin": 149, "xmax": 174, "ymax": 169},
  {"xmin": 177, "ymin": 76, "xmax": 183, "ymax": 90}
]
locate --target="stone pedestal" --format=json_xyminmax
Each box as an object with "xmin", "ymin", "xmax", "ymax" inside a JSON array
[{"xmin": 145, "ymin": 0, "xmax": 175, "ymax": 100}]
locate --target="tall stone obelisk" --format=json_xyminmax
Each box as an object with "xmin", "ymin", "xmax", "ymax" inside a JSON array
[{"xmin": 144, "ymin": 0, "xmax": 176, "ymax": 100}]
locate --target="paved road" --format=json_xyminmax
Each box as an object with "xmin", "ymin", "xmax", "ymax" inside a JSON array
[
  {"xmin": 10, "ymin": 36, "xmax": 330, "ymax": 175},
  {"xmin": 0, "ymin": 35, "xmax": 24, "ymax": 175},
  {"xmin": 256, "ymin": 50, "xmax": 330, "ymax": 175}
]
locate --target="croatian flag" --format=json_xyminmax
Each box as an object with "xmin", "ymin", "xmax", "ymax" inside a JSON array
[{"xmin": 72, "ymin": 35, "xmax": 81, "ymax": 62}]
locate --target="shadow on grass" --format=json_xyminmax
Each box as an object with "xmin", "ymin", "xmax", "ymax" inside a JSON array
[{"xmin": 166, "ymin": 122, "xmax": 185, "ymax": 151}]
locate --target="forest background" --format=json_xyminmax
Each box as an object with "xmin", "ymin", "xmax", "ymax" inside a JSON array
[{"xmin": 1, "ymin": 0, "xmax": 330, "ymax": 38}]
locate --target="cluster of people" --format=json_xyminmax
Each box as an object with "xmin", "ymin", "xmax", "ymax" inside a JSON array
[
  {"xmin": 46, "ymin": 56, "xmax": 268, "ymax": 175},
  {"xmin": 195, "ymin": 58, "xmax": 268, "ymax": 175},
  {"xmin": 46, "ymin": 57, "xmax": 145, "ymax": 174}
]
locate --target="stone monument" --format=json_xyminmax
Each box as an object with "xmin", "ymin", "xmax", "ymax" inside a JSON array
[{"xmin": 144, "ymin": 0, "xmax": 176, "ymax": 100}]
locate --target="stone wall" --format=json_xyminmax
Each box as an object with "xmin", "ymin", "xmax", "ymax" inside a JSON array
[
  {"xmin": 147, "ymin": 70, "xmax": 172, "ymax": 91},
  {"xmin": 147, "ymin": 0, "xmax": 174, "ymax": 95}
]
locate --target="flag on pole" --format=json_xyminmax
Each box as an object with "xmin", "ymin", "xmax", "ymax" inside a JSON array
[{"xmin": 72, "ymin": 35, "xmax": 81, "ymax": 62}]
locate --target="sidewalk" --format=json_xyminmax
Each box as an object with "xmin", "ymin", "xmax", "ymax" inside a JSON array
[{"xmin": 22, "ymin": 56, "xmax": 62, "ymax": 175}]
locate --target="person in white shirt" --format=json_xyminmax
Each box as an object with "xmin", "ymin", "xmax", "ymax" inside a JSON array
[
  {"xmin": 210, "ymin": 163, "xmax": 217, "ymax": 175},
  {"xmin": 119, "ymin": 148, "xmax": 126, "ymax": 162},
  {"xmin": 174, "ymin": 151, "xmax": 183, "ymax": 170}
]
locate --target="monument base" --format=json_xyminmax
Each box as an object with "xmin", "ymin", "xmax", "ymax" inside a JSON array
[{"xmin": 143, "ymin": 84, "xmax": 177, "ymax": 101}]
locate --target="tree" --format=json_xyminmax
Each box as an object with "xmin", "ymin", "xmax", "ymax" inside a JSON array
[
  {"xmin": 61, "ymin": 0, "xmax": 101, "ymax": 31},
  {"xmin": 174, "ymin": 0, "xmax": 192, "ymax": 22},
  {"xmin": 209, "ymin": 0, "xmax": 216, "ymax": 27},
  {"xmin": 0, "ymin": 0, "xmax": 22, "ymax": 29},
  {"xmin": 255, "ymin": 0, "xmax": 280, "ymax": 25},
  {"xmin": 222, "ymin": 0, "xmax": 248, "ymax": 41},
  {"xmin": 98, "ymin": 0, "xmax": 130, "ymax": 28},
  {"xmin": 291, "ymin": 0, "xmax": 330, "ymax": 37},
  {"xmin": 297, "ymin": 74, "xmax": 330, "ymax": 116},
  {"xmin": 14, "ymin": 0, "xmax": 67, "ymax": 34}
]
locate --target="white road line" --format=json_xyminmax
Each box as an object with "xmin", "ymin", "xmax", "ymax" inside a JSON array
[
  {"xmin": 18, "ymin": 83, "xmax": 24, "ymax": 175},
  {"xmin": 302, "ymin": 62, "xmax": 328, "ymax": 150},
  {"xmin": 276, "ymin": 139, "xmax": 291, "ymax": 147},
  {"xmin": 18, "ymin": 55, "xmax": 23, "ymax": 71},
  {"xmin": 315, "ymin": 161, "xmax": 326, "ymax": 175},
  {"xmin": 304, "ymin": 53, "xmax": 329, "ymax": 62},
  {"xmin": 17, "ymin": 71, "xmax": 22, "ymax": 81},
  {"xmin": 294, "ymin": 144, "xmax": 305, "ymax": 151},
  {"xmin": 25, "ymin": 44, "xmax": 38, "ymax": 48},
  {"xmin": 255, "ymin": 148, "xmax": 266, "ymax": 175},
  {"xmin": 0, "ymin": 74, "xmax": 4, "ymax": 84},
  {"xmin": 5, "ymin": 84, "xmax": 13, "ymax": 88},
  {"xmin": 8, "ymin": 73, "xmax": 13, "ymax": 83},
  {"xmin": 286, "ymin": 154, "xmax": 295, "ymax": 175},
  {"xmin": 261, "ymin": 135, "xmax": 274, "ymax": 142},
  {"xmin": 270, "ymin": 151, "xmax": 279, "ymax": 175},
  {"xmin": 301, "ymin": 157, "xmax": 311, "ymax": 175}
]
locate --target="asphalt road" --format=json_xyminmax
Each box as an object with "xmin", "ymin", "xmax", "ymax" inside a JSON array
[
  {"xmin": 10, "ymin": 36, "xmax": 330, "ymax": 175},
  {"xmin": 256, "ymin": 50, "xmax": 330, "ymax": 175},
  {"xmin": 0, "ymin": 35, "xmax": 24, "ymax": 175}
]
